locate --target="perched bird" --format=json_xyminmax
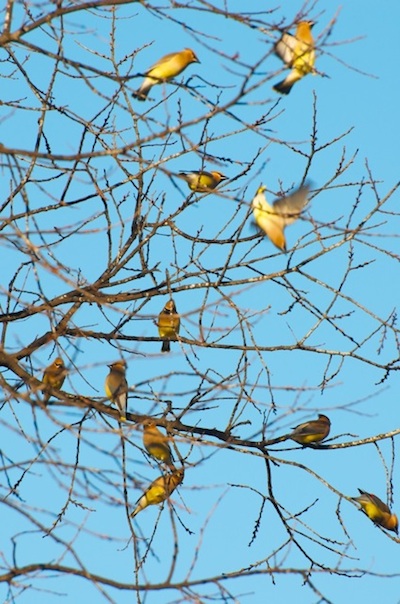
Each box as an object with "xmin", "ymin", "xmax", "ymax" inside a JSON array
[
  {"xmin": 104, "ymin": 360, "xmax": 128, "ymax": 421},
  {"xmin": 143, "ymin": 420, "xmax": 175, "ymax": 468},
  {"xmin": 42, "ymin": 357, "xmax": 66, "ymax": 403},
  {"xmin": 179, "ymin": 170, "xmax": 227, "ymax": 192},
  {"xmin": 352, "ymin": 489, "xmax": 398, "ymax": 533},
  {"xmin": 252, "ymin": 184, "xmax": 309, "ymax": 252},
  {"xmin": 289, "ymin": 414, "xmax": 331, "ymax": 445},
  {"xmin": 130, "ymin": 468, "xmax": 184, "ymax": 518},
  {"xmin": 132, "ymin": 48, "xmax": 200, "ymax": 101},
  {"xmin": 157, "ymin": 299, "xmax": 180, "ymax": 353},
  {"xmin": 273, "ymin": 21, "xmax": 315, "ymax": 94}
]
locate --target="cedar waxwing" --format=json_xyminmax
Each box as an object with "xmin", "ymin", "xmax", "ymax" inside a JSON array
[
  {"xmin": 252, "ymin": 184, "xmax": 309, "ymax": 252},
  {"xmin": 273, "ymin": 21, "xmax": 315, "ymax": 94},
  {"xmin": 178, "ymin": 170, "xmax": 228, "ymax": 192},
  {"xmin": 352, "ymin": 489, "xmax": 398, "ymax": 533},
  {"xmin": 42, "ymin": 357, "xmax": 66, "ymax": 403},
  {"xmin": 143, "ymin": 420, "xmax": 175, "ymax": 468},
  {"xmin": 132, "ymin": 48, "xmax": 200, "ymax": 101},
  {"xmin": 289, "ymin": 414, "xmax": 331, "ymax": 445},
  {"xmin": 130, "ymin": 468, "xmax": 184, "ymax": 518},
  {"xmin": 157, "ymin": 299, "xmax": 180, "ymax": 353},
  {"xmin": 104, "ymin": 360, "xmax": 128, "ymax": 421}
]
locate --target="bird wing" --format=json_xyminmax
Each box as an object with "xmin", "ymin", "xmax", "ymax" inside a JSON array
[
  {"xmin": 181, "ymin": 170, "xmax": 212, "ymax": 178},
  {"xmin": 358, "ymin": 490, "xmax": 391, "ymax": 514},
  {"xmin": 274, "ymin": 32, "xmax": 297, "ymax": 65},
  {"xmin": 146, "ymin": 51, "xmax": 178, "ymax": 74},
  {"xmin": 291, "ymin": 420, "xmax": 317, "ymax": 437},
  {"xmin": 272, "ymin": 186, "xmax": 309, "ymax": 226},
  {"xmin": 116, "ymin": 390, "xmax": 127, "ymax": 412},
  {"xmin": 116, "ymin": 376, "xmax": 128, "ymax": 410}
]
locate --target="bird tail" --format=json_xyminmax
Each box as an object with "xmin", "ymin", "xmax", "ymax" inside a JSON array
[
  {"xmin": 266, "ymin": 434, "xmax": 291, "ymax": 445},
  {"xmin": 162, "ymin": 341, "xmax": 171, "ymax": 353},
  {"xmin": 132, "ymin": 88, "xmax": 148, "ymax": 101},
  {"xmin": 273, "ymin": 79, "xmax": 294, "ymax": 95},
  {"xmin": 273, "ymin": 71, "xmax": 302, "ymax": 95}
]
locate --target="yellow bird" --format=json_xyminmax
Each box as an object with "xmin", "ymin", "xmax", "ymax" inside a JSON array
[
  {"xmin": 130, "ymin": 468, "xmax": 184, "ymax": 518},
  {"xmin": 104, "ymin": 360, "xmax": 128, "ymax": 421},
  {"xmin": 252, "ymin": 184, "xmax": 309, "ymax": 252},
  {"xmin": 157, "ymin": 299, "xmax": 180, "ymax": 353},
  {"xmin": 42, "ymin": 357, "xmax": 66, "ymax": 403},
  {"xmin": 133, "ymin": 48, "xmax": 200, "ymax": 101},
  {"xmin": 289, "ymin": 414, "xmax": 331, "ymax": 445},
  {"xmin": 143, "ymin": 420, "xmax": 175, "ymax": 468},
  {"xmin": 352, "ymin": 489, "xmax": 398, "ymax": 533},
  {"xmin": 273, "ymin": 21, "xmax": 315, "ymax": 94},
  {"xmin": 179, "ymin": 170, "xmax": 228, "ymax": 192}
]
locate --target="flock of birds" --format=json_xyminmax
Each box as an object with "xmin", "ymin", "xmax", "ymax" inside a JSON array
[
  {"xmin": 40, "ymin": 361, "xmax": 398, "ymax": 531},
  {"xmin": 131, "ymin": 22, "xmax": 317, "ymax": 253},
  {"xmin": 37, "ymin": 21, "xmax": 398, "ymax": 532}
]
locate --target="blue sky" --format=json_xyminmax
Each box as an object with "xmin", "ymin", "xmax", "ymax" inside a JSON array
[{"xmin": 1, "ymin": 1, "xmax": 400, "ymax": 603}]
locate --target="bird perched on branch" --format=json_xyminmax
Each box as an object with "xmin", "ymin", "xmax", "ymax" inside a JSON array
[
  {"xmin": 252, "ymin": 183, "xmax": 309, "ymax": 252},
  {"xmin": 273, "ymin": 21, "xmax": 315, "ymax": 95},
  {"xmin": 289, "ymin": 413, "xmax": 331, "ymax": 445},
  {"xmin": 157, "ymin": 299, "xmax": 180, "ymax": 353},
  {"xmin": 42, "ymin": 357, "xmax": 67, "ymax": 403},
  {"xmin": 352, "ymin": 489, "xmax": 398, "ymax": 533},
  {"xmin": 143, "ymin": 420, "xmax": 175, "ymax": 468},
  {"xmin": 179, "ymin": 170, "xmax": 227, "ymax": 192},
  {"xmin": 130, "ymin": 468, "xmax": 184, "ymax": 518},
  {"xmin": 105, "ymin": 360, "xmax": 128, "ymax": 421},
  {"xmin": 132, "ymin": 48, "xmax": 200, "ymax": 101}
]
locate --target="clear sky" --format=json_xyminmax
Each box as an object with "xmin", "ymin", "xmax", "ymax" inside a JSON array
[{"xmin": 1, "ymin": 1, "xmax": 400, "ymax": 603}]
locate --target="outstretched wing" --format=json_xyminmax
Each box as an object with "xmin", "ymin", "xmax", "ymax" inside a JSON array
[
  {"xmin": 274, "ymin": 32, "xmax": 297, "ymax": 66},
  {"xmin": 272, "ymin": 185, "xmax": 309, "ymax": 227}
]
